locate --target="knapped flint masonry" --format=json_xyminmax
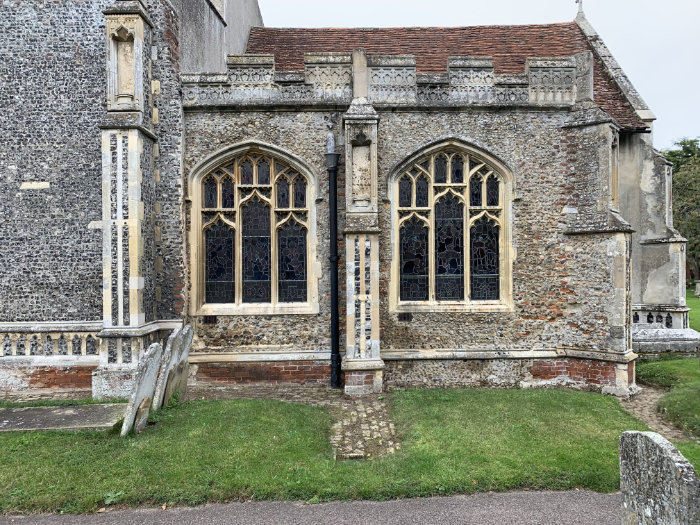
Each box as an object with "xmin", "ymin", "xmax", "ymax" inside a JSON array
[{"xmin": 0, "ymin": 0, "xmax": 697, "ymax": 399}]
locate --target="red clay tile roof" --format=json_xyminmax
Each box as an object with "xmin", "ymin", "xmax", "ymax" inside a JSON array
[{"xmin": 246, "ymin": 23, "xmax": 647, "ymax": 130}]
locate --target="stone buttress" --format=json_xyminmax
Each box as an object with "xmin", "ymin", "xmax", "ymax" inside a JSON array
[{"xmin": 341, "ymin": 50, "xmax": 384, "ymax": 395}]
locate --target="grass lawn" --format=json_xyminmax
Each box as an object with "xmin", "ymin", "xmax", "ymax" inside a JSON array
[
  {"xmin": 636, "ymin": 357, "xmax": 700, "ymax": 438},
  {"xmin": 0, "ymin": 388, "xmax": 658, "ymax": 514},
  {"xmin": 688, "ymin": 288, "xmax": 700, "ymax": 331}
]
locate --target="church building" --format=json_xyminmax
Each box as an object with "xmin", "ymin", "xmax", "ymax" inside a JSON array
[{"xmin": 1, "ymin": 0, "xmax": 697, "ymax": 398}]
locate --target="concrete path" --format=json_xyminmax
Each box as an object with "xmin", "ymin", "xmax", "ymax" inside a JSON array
[
  {"xmin": 0, "ymin": 404, "xmax": 124, "ymax": 432},
  {"xmin": 0, "ymin": 491, "xmax": 621, "ymax": 524}
]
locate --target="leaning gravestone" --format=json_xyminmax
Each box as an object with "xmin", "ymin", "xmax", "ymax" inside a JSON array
[
  {"xmin": 151, "ymin": 328, "xmax": 180, "ymax": 412},
  {"xmin": 161, "ymin": 325, "xmax": 193, "ymax": 409},
  {"xmin": 620, "ymin": 431, "xmax": 699, "ymax": 525},
  {"xmin": 120, "ymin": 343, "xmax": 163, "ymax": 437}
]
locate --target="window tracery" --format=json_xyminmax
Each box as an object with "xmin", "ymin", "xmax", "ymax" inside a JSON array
[
  {"xmin": 394, "ymin": 148, "xmax": 508, "ymax": 307},
  {"xmin": 198, "ymin": 154, "xmax": 310, "ymax": 308}
]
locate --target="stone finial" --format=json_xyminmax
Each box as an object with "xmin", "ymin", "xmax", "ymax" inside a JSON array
[{"xmin": 576, "ymin": 0, "xmax": 583, "ymax": 14}]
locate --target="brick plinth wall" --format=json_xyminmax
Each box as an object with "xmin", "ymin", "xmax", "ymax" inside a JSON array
[
  {"xmin": 28, "ymin": 366, "xmax": 96, "ymax": 390},
  {"xmin": 530, "ymin": 358, "xmax": 617, "ymax": 386},
  {"xmin": 0, "ymin": 365, "xmax": 97, "ymax": 394},
  {"xmin": 194, "ymin": 361, "xmax": 331, "ymax": 385},
  {"xmin": 383, "ymin": 357, "xmax": 633, "ymax": 393}
]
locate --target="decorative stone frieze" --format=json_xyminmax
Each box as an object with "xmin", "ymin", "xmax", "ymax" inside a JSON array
[
  {"xmin": 181, "ymin": 51, "xmax": 594, "ymax": 109},
  {"xmin": 367, "ymin": 56, "xmax": 417, "ymax": 104}
]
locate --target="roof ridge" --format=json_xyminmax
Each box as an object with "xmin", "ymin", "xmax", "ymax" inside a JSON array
[{"xmin": 251, "ymin": 21, "xmax": 578, "ymax": 32}]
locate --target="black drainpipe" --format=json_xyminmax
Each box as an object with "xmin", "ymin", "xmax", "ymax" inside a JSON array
[{"xmin": 326, "ymin": 138, "xmax": 341, "ymax": 388}]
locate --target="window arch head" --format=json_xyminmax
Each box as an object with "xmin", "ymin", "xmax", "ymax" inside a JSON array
[
  {"xmin": 191, "ymin": 146, "xmax": 316, "ymax": 314},
  {"xmin": 392, "ymin": 142, "xmax": 512, "ymax": 310}
]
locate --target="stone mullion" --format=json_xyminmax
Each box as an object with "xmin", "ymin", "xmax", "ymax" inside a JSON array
[
  {"xmin": 235, "ymin": 189, "xmax": 243, "ymax": 306},
  {"xmin": 464, "ymin": 184, "xmax": 471, "ymax": 301},
  {"xmin": 428, "ymin": 181, "xmax": 436, "ymax": 302},
  {"xmin": 270, "ymin": 202, "xmax": 278, "ymax": 305}
]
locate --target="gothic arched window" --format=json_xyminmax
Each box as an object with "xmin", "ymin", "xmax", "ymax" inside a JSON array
[
  {"xmin": 393, "ymin": 146, "xmax": 511, "ymax": 310},
  {"xmin": 193, "ymin": 151, "xmax": 316, "ymax": 314}
]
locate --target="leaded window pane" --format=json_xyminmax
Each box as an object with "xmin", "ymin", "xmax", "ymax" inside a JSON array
[
  {"xmin": 435, "ymin": 156, "xmax": 447, "ymax": 183},
  {"xmin": 470, "ymin": 176, "xmax": 482, "ymax": 207},
  {"xmin": 242, "ymin": 199, "xmax": 271, "ymax": 302},
  {"xmin": 205, "ymin": 221, "xmax": 235, "ymax": 303},
  {"xmin": 203, "ymin": 177, "xmax": 217, "ymax": 208},
  {"xmin": 277, "ymin": 178, "xmax": 289, "ymax": 208},
  {"xmin": 435, "ymin": 194, "xmax": 464, "ymax": 300},
  {"xmin": 258, "ymin": 161, "xmax": 270, "ymax": 184},
  {"xmin": 415, "ymin": 176, "xmax": 429, "ymax": 207},
  {"xmin": 221, "ymin": 178, "xmax": 235, "ymax": 208},
  {"xmin": 293, "ymin": 177, "xmax": 306, "ymax": 208},
  {"xmin": 486, "ymin": 176, "xmax": 499, "ymax": 206},
  {"xmin": 400, "ymin": 218, "xmax": 429, "ymax": 301},
  {"xmin": 278, "ymin": 222, "xmax": 307, "ymax": 302},
  {"xmin": 398, "ymin": 176, "xmax": 412, "ymax": 207},
  {"xmin": 240, "ymin": 160, "xmax": 253, "ymax": 184},
  {"xmin": 470, "ymin": 217, "xmax": 500, "ymax": 300},
  {"xmin": 451, "ymin": 156, "xmax": 464, "ymax": 183}
]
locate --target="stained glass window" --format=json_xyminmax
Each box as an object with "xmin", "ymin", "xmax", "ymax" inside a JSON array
[
  {"xmin": 486, "ymin": 176, "xmax": 499, "ymax": 206},
  {"xmin": 221, "ymin": 178, "xmax": 235, "ymax": 208},
  {"xmin": 240, "ymin": 160, "xmax": 253, "ymax": 184},
  {"xmin": 470, "ymin": 175, "xmax": 482, "ymax": 207},
  {"xmin": 395, "ymin": 149, "xmax": 506, "ymax": 305},
  {"xmin": 400, "ymin": 217, "xmax": 429, "ymax": 301},
  {"xmin": 293, "ymin": 177, "xmax": 306, "ymax": 208},
  {"xmin": 415, "ymin": 176, "xmax": 429, "ymax": 207},
  {"xmin": 242, "ymin": 199, "xmax": 271, "ymax": 302},
  {"xmin": 278, "ymin": 222, "xmax": 307, "ymax": 302},
  {"xmin": 204, "ymin": 177, "xmax": 217, "ymax": 208},
  {"xmin": 277, "ymin": 178, "xmax": 289, "ymax": 208},
  {"xmin": 435, "ymin": 194, "xmax": 464, "ymax": 300},
  {"xmin": 205, "ymin": 220, "xmax": 235, "ymax": 303},
  {"xmin": 200, "ymin": 154, "xmax": 312, "ymax": 307},
  {"xmin": 470, "ymin": 217, "xmax": 500, "ymax": 300},
  {"xmin": 451, "ymin": 156, "xmax": 464, "ymax": 183},
  {"xmin": 399, "ymin": 176, "xmax": 412, "ymax": 207},
  {"xmin": 435, "ymin": 156, "xmax": 447, "ymax": 183},
  {"xmin": 258, "ymin": 161, "xmax": 270, "ymax": 184}
]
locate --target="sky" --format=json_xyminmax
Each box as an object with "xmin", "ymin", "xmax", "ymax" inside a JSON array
[{"xmin": 257, "ymin": 0, "xmax": 699, "ymax": 151}]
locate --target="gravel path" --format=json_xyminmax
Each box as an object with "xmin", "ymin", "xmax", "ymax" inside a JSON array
[{"xmin": 618, "ymin": 384, "xmax": 696, "ymax": 442}]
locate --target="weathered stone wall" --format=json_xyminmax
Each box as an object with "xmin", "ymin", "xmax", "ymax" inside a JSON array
[
  {"xmin": 150, "ymin": 0, "xmax": 187, "ymax": 322},
  {"xmin": 184, "ymin": 106, "xmax": 632, "ymax": 376},
  {"xmin": 183, "ymin": 109, "xmax": 344, "ymax": 352},
  {"xmin": 620, "ymin": 431, "xmax": 699, "ymax": 525},
  {"xmin": 0, "ymin": 0, "xmax": 112, "ymax": 322},
  {"xmin": 178, "ymin": 0, "xmax": 263, "ymax": 73},
  {"xmin": 376, "ymin": 110, "xmax": 628, "ymax": 357}
]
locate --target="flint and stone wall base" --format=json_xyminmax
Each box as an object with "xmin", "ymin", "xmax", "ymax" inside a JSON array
[
  {"xmin": 620, "ymin": 431, "xmax": 699, "ymax": 525},
  {"xmin": 92, "ymin": 367, "xmax": 136, "ymax": 400},
  {"xmin": 191, "ymin": 361, "xmax": 331, "ymax": 385},
  {"xmin": 383, "ymin": 357, "xmax": 634, "ymax": 395},
  {"xmin": 0, "ymin": 364, "xmax": 96, "ymax": 398},
  {"xmin": 344, "ymin": 370, "xmax": 383, "ymax": 396}
]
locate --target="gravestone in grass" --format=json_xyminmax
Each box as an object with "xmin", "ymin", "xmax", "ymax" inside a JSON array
[
  {"xmin": 152, "ymin": 328, "xmax": 180, "ymax": 411},
  {"xmin": 620, "ymin": 431, "xmax": 699, "ymax": 524},
  {"xmin": 162, "ymin": 325, "xmax": 194, "ymax": 408},
  {"xmin": 152, "ymin": 325, "xmax": 193, "ymax": 411},
  {"xmin": 120, "ymin": 343, "xmax": 163, "ymax": 437}
]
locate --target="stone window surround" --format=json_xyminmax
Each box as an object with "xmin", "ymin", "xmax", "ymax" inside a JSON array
[
  {"xmin": 388, "ymin": 140, "xmax": 515, "ymax": 313},
  {"xmin": 188, "ymin": 141, "xmax": 321, "ymax": 316}
]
